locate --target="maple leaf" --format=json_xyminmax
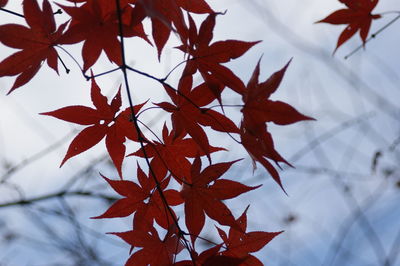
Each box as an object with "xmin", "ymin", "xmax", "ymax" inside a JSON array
[
  {"xmin": 111, "ymin": 225, "xmax": 184, "ymax": 266},
  {"xmin": 317, "ymin": 0, "xmax": 381, "ymax": 53},
  {"xmin": 130, "ymin": 0, "xmax": 213, "ymax": 59},
  {"xmin": 93, "ymin": 164, "xmax": 183, "ymax": 231},
  {"xmin": 93, "ymin": 173, "xmax": 148, "ymax": 219},
  {"xmin": 58, "ymin": 0, "xmax": 148, "ymax": 71},
  {"xmin": 0, "ymin": 0, "xmax": 67, "ymax": 93},
  {"xmin": 41, "ymin": 76, "xmax": 145, "ymax": 177},
  {"xmin": 155, "ymin": 75, "xmax": 239, "ymax": 158},
  {"xmin": 216, "ymin": 206, "xmax": 282, "ymax": 265},
  {"xmin": 180, "ymin": 157, "xmax": 260, "ymax": 244},
  {"xmin": 240, "ymin": 59, "xmax": 314, "ymax": 192},
  {"xmin": 130, "ymin": 123, "xmax": 224, "ymax": 184},
  {"xmin": 177, "ymin": 13, "xmax": 260, "ymax": 94},
  {"xmin": 133, "ymin": 167, "xmax": 183, "ymax": 231}
]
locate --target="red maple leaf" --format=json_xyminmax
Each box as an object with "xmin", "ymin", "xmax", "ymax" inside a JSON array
[
  {"xmin": 156, "ymin": 75, "xmax": 239, "ymax": 158},
  {"xmin": 177, "ymin": 13, "xmax": 259, "ymax": 94},
  {"xmin": 240, "ymin": 59, "xmax": 314, "ymax": 191},
  {"xmin": 180, "ymin": 157, "xmax": 260, "ymax": 244},
  {"xmin": 58, "ymin": 0, "xmax": 148, "ymax": 71},
  {"xmin": 317, "ymin": 0, "xmax": 381, "ymax": 53},
  {"xmin": 0, "ymin": 0, "xmax": 67, "ymax": 93},
  {"xmin": 130, "ymin": 0, "xmax": 213, "ymax": 59},
  {"xmin": 41, "ymin": 76, "xmax": 145, "ymax": 177},
  {"xmin": 93, "ymin": 164, "xmax": 183, "ymax": 231},
  {"xmin": 216, "ymin": 206, "xmax": 282, "ymax": 265},
  {"xmin": 111, "ymin": 225, "xmax": 184, "ymax": 266},
  {"xmin": 132, "ymin": 171, "xmax": 183, "ymax": 231},
  {"xmin": 130, "ymin": 123, "xmax": 224, "ymax": 184}
]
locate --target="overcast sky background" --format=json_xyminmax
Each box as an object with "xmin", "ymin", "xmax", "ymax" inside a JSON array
[{"xmin": 0, "ymin": 0, "xmax": 400, "ymax": 265}]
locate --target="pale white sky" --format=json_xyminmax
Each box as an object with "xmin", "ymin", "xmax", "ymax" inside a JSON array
[{"xmin": 0, "ymin": 0, "xmax": 399, "ymax": 265}]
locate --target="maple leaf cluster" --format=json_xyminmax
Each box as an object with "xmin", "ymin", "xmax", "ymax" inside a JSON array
[{"xmin": 0, "ymin": 0, "xmax": 315, "ymax": 264}]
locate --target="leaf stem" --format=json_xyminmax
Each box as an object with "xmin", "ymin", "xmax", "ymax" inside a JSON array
[
  {"xmin": 135, "ymin": 106, "xmax": 163, "ymax": 118},
  {"xmin": 56, "ymin": 45, "xmax": 84, "ymax": 73},
  {"xmin": 84, "ymin": 67, "xmax": 121, "ymax": 80},
  {"xmin": 137, "ymin": 118, "xmax": 164, "ymax": 144},
  {"xmin": 53, "ymin": 9, "xmax": 62, "ymax": 15},
  {"xmin": 57, "ymin": 55, "xmax": 70, "ymax": 74},
  {"xmin": 162, "ymin": 59, "xmax": 189, "ymax": 81},
  {"xmin": 0, "ymin": 7, "xmax": 24, "ymax": 18}
]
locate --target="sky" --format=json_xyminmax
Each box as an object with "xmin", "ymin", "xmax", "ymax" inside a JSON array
[{"xmin": 0, "ymin": 0, "xmax": 400, "ymax": 265}]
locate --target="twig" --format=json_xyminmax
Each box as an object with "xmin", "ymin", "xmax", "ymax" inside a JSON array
[
  {"xmin": 56, "ymin": 45, "xmax": 84, "ymax": 73},
  {"xmin": 0, "ymin": 191, "xmax": 117, "ymax": 208},
  {"xmin": 84, "ymin": 67, "xmax": 121, "ymax": 80},
  {"xmin": 384, "ymin": 227, "xmax": 400, "ymax": 266},
  {"xmin": 323, "ymin": 180, "xmax": 388, "ymax": 265},
  {"xmin": 114, "ymin": 0, "xmax": 195, "ymax": 262},
  {"xmin": 0, "ymin": 132, "xmax": 75, "ymax": 184},
  {"xmin": 344, "ymin": 13, "xmax": 400, "ymax": 59}
]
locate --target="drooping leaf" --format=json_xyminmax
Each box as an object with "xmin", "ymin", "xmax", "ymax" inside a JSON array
[
  {"xmin": 240, "ymin": 59, "xmax": 314, "ymax": 191},
  {"xmin": 155, "ymin": 75, "xmax": 239, "ymax": 159}
]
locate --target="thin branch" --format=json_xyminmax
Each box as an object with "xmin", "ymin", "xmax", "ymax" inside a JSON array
[
  {"xmin": 345, "ymin": 13, "xmax": 400, "ymax": 59},
  {"xmin": 0, "ymin": 191, "xmax": 117, "ymax": 208},
  {"xmin": 324, "ymin": 179, "xmax": 389, "ymax": 265},
  {"xmin": 137, "ymin": 119, "xmax": 164, "ymax": 144},
  {"xmin": 114, "ymin": 0, "xmax": 195, "ymax": 261},
  {"xmin": 136, "ymin": 106, "xmax": 163, "ymax": 119},
  {"xmin": 56, "ymin": 45, "xmax": 84, "ymax": 73},
  {"xmin": 384, "ymin": 226, "xmax": 400, "ymax": 266},
  {"xmin": 287, "ymin": 112, "xmax": 375, "ymax": 165},
  {"xmin": 84, "ymin": 67, "xmax": 121, "ymax": 81},
  {"xmin": 0, "ymin": 7, "xmax": 60, "ymax": 18},
  {"xmin": 162, "ymin": 59, "xmax": 189, "ymax": 81},
  {"xmin": 0, "ymin": 132, "xmax": 75, "ymax": 184}
]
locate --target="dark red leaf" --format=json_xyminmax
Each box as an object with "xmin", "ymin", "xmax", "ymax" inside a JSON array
[
  {"xmin": 316, "ymin": 0, "xmax": 381, "ymax": 52},
  {"xmin": 240, "ymin": 59, "xmax": 314, "ymax": 191},
  {"xmin": 41, "ymin": 76, "xmax": 145, "ymax": 177},
  {"xmin": 0, "ymin": 0, "xmax": 66, "ymax": 92},
  {"xmin": 181, "ymin": 158, "xmax": 254, "ymax": 244}
]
